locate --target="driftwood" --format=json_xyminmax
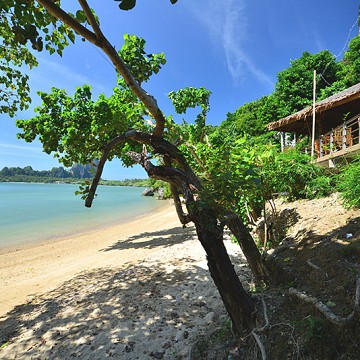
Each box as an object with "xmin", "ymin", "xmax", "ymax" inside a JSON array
[{"xmin": 289, "ymin": 272, "xmax": 360, "ymax": 326}]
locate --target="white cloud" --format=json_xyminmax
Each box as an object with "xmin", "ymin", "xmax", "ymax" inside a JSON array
[
  {"xmin": 187, "ymin": 0, "xmax": 273, "ymax": 88},
  {"xmin": 28, "ymin": 54, "xmax": 110, "ymax": 97},
  {"xmin": 0, "ymin": 143, "xmax": 42, "ymax": 152},
  {"xmin": 0, "ymin": 143, "xmax": 45, "ymax": 162}
]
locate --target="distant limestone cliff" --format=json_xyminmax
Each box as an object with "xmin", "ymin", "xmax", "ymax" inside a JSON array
[{"xmin": 0, "ymin": 164, "xmax": 96, "ymax": 182}]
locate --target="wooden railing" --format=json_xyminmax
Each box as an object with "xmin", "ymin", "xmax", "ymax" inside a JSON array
[{"xmin": 315, "ymin": 114, "xmax": 360, "ymax": 158}]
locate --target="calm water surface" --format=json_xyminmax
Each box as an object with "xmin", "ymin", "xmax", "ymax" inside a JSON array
[{"xmin": 0, "ymin": 182, "xmax": 166, "ymax": 249}]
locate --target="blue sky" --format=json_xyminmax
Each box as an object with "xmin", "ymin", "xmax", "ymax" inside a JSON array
[{"xmin": 1, "ymin": 0, "xmax": 359, "ymax": 179}]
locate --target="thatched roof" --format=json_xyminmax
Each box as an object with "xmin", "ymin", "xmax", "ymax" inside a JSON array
[{"xmin": 267, "ymin": 82, "xmax": 360, "ymax": 135}]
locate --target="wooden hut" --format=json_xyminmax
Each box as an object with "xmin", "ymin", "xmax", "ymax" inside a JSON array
[{"xmin": 267, "ymin": 83, "xmax": 360, "ymax": 167}]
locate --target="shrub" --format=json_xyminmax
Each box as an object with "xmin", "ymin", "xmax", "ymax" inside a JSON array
[
  {"xmin": 261, "ymin": 149, "xmax": 330, "ymax": 200},
  {"xmin": 338, "ymin": 157, "xmax": 360, "ymax": 208},
  {"xmin": 305, "ymin": 174, "xmax": 336, "ymax": 199}
]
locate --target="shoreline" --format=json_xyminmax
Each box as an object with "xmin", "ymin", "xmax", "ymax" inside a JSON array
[
  {"xmin": 1, "ymin": 182, "xmax": 166, "ymax": 252},
  {"xmin": 0, "ymin": 201, "xmax": 180, "ymax": 317},
  {"xmin": 0, "ymin": 198, "xmax": 171, "ymax": 255}
]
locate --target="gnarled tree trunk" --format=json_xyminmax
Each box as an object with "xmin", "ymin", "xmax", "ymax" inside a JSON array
[{"xmin": 189, "ymin": 201, "xmax": 256, "ymax": 332}]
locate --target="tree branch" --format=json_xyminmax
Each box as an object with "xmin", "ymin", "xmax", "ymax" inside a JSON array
[
  {"xmin": 38, "ymin": 0, "xmax": 166, "ymax": 137},
  {"xmin": 169, "ymin": 183, "xmax": 192, "ymax": 225},
  {"xmin": 85, "ymin": 147, "xmax": 111, "ymax": 208},
  {"xmin": 37, "ymin": 0, "xmax": 97, "ymax": 42},
  {"xmin": 163, "ymin": 156, "xmax": 192, "ymax": 225},
  {"xmin": 127, "ymin": 148, "xmax": 197, "ymax": 207},
  {"xmin": 104, "ymin": 130, "xmax": 201, "ymax": 189},
  {"xmin": 184, "ymin": 141, "xmax": 212, "ymax": 178},
  {"xmin": 85, "ymin": 130, "xmax": 200, "ymax": 210},
  {"xmin": 225, "ymin": 212, "xmax": 269, "ymax": 282},
  {"xmin": 78, "ymin": 0, "xmax": 104, "ymax": 41}
]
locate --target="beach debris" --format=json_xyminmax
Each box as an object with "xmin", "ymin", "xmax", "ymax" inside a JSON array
[
  {"xmin": 162, "ymin": 341, "xmax": 172, "ymax": 349},
  {"xmin": 124, "ymin": 341, "xmax": 135, "ymax": 352},
  {"xmin": 204, "ymin": 311, "xmax": 216, "ymax": 324},
  {"xmin": 150, "ymin": 350, "xmax": 165, "ymax": 359}
]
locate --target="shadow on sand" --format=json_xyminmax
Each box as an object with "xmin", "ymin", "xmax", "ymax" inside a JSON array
[
  {"xmin": 0, "ymin": 232, "xmax": 252, "ymax": 359},
  {"xmin": 100, "ymin": 225, "xmax": 196, "ymax": 252}
]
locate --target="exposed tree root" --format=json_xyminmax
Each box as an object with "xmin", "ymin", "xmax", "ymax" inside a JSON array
[
  {"xmin": 306, "ymin": 258, "xmax": 321, "ymax": 270},
  {"xmin": 257, "ymin": 296, "xmax": 270, "ymax": 333},
  {"xmin": 289, "ymin": 272, "xmax": 360, "ymax": 326},
  {"xmin": 267, "ymin": 237, "xmax": 313, "ymax": 259},
  {"xmin": 251, "ymin": 330, "xmax": 267, "ymax": 360},
  {"xmin": 248, "ymin": 296, "xmax": 269, "ymax": 360}
]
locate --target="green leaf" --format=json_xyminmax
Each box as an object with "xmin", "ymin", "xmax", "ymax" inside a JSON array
[
  {"xmin": 117, "ymin": 0, "xmax": 136, "ymax": 10},
  {"xmin": 75, "ymin": 10, "xmax": 87, "ymax": 23},
  {"xmin": 326, "ymin": 301, "xmax": 336, "ymax": 307},
  {"xmin": 0, "ymin": 342, "xmax": 9, "ymax": 349}
]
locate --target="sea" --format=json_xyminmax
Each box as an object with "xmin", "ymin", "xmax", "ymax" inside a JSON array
[{"xmin": 0, "ymin": 182, "xmax": 167, "ymax": 250}]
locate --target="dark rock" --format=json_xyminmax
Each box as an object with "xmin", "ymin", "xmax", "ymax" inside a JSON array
[
  {"xmin": 124, "ymin": 341, "xmax": 135, "ymax": 352},
  {"xmin": 150, "ymin": 350, "xmax": 165, "ymax": 359},
  {"xmin": 193, "ymin": 300, "xmax": 206, "ymax": 307},
  {"xmin": 162, "ymin": 341, "xmax": 172, "ymax": 349},
  {"xmin": 142, "ymin": 187, "xmax": 155, "ymax": 196}
]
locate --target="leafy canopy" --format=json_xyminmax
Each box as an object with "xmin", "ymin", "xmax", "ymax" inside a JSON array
[
  {"xmin": 274, "ymin": 50, "xmax": 340, "ymax": 117},
  {"xmin": 0, "ymin": 0, "xmax": 81, "ymax": 116},
  {"xmin": 16, "ymin": 34, "xmax": 167, "ymax": 168}
]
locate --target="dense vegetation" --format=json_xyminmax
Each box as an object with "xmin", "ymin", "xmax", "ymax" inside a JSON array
[{"xmin": 217, "ymin": 38, "xmax": 360, "ymax": 145}]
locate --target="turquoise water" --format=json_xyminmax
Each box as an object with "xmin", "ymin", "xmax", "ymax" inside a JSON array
[{"xmin": 0, "ymin": 182, "xmax": 166, "ymax": 250}]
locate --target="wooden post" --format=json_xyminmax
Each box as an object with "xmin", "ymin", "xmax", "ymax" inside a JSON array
[
  {"xmin": 342, "ymin": 124, "xmax": 347, "ymax": 149},
  {"xmin": 311, "ymin": 70, "xmax": 316, "ymax": 158},
  {"xmin": 330, "ymin": 131, "xmax": 334, "ymax": 154},
  {"xmin": 320, "ymin": 136, "xmax": 323, "ymax": 157},
  {"xmin": 280, "ymin": 132, "xmax": 284, "ymax": 152}
]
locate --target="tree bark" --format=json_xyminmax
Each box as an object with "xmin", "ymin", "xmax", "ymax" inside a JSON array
[
  {"xmin": 189, "ymin": 202, "xmax": 256, "ymax": 332},
  {"xmin": 226, "ymin": 212, "xmax": 269, "ymax": 283},
  {"xmin": 126, "ymin": 151, "xmax": 256, "ymax": 332}
]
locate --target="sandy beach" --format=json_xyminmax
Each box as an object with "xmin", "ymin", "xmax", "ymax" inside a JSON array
[{"xmin": 0, "ymin": 201, "xmax": 250, "ymax": 359}]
